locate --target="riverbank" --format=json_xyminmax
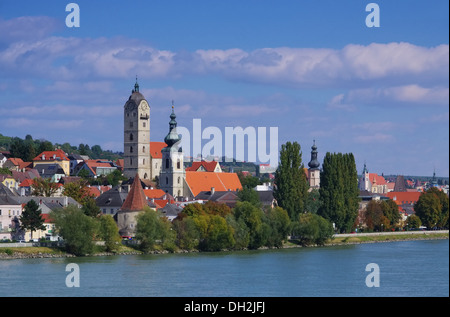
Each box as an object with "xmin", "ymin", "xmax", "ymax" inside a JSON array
[{"xmin": 1, "ymin": 230, "xmax": 448, "ymax": 260}]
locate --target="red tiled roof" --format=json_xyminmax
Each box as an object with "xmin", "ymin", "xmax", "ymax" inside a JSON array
[
  {"xmin": 186, "ymin": 161, "xmax": 221, "ymax": 172},
  {"xmin": 7, "ymin": 158, "xmax": 24, "ymax": 166},
  {"xmin": 19, "ymin": 179, "xmax": 34, "ymax": 187},
  {"xmin": 143, "ymin": 188, "xmax": 166, "ymax": 199},
  {"xmin": 150, "ymin": 142, "xmax": 166, "ymax": 159},
  {"xmin": 121, "ymin": 174, "xmax": 148, "ymax": 212},
  {"xmin": 386, "ymin": 191, "xmax": 422, "ymax": 204},
  {"xmin": 368, "ymin": 173, "xmax": 387, "ymax": 185},
  {"xmin": 185, "ymin": 171, "xmax": 242, "ymax": 197},
  {"xmin": 33, "ymin": 149, "xmax": 69, "ymax": 161}
]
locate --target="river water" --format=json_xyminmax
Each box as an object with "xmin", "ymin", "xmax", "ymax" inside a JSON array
[{"xmin": 0, "ymin": 239, "xmax": 448, "ymax": 297}]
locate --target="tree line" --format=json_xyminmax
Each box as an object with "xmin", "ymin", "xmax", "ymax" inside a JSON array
[{"xmin": 1, "ymin": 133, "xmax": 122, "ymax": 162}]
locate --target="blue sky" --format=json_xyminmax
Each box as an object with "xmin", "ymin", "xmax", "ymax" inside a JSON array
[{"xmin": 0, "ymin": 0, "xmax": 448, "ymax": 177}]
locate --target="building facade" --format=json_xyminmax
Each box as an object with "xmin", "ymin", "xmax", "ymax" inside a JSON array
[{"xmin": 123, "ymin": 80, "xmax": 151, "ymax": 181}]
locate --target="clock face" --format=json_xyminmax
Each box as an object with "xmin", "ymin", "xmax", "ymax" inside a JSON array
[
  {"xmin": 125, "ymin": 101, "xmax": 136, "ymax": 112},
  {"xmin": 139, "ymin": 100, "xmax": 149, "ymax": 112}
]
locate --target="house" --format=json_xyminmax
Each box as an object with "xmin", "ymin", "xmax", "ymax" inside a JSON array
[
  {"xmin": 195, "ymin": 189, "xmax": 239, "ymax": 208},
  {"xmin": 3, "ymin": 158, "xmax": 32, "ymax": 171},
  {"xmin": 159, "ymin": 203, "xmax": 183, "ymax": 221},
  {"xmin": 359, "ymin": 164, "xmax": 389, "ymax": 194},
  {"xmin": 0, "ymin": 174, "xmax": 17, "ymax": 192},
  {"xmin": 75, "ymin": 159, "xmax": 120, "ymax": 177},
  {"xmin": 184, "ymin": 171, "xmax": 243, "ymax": 199},
  {"xmin": 36, "ymin": 163, "xmax": 66, "ymax": 182},
  {"xmin": 95, "ymin": 185, "xmax": 128, "ymax": 216},
  {"xmin": 0, "ymin": 192, "xmax": 22, "ymax": 240},
  {"xmin": 256, "ymin": 190, "xmax": 277, "ymax": 208},
  {"xmin": 116, "ymin": 174, "xmax": 149, "ymax": 237},
  {"xmin": 385, "ymin": 191, "xmax": 422, "ymax": 216},
  {"xmin": 33, "ymin": 149, "xmax": 70, "ymax": 176},
  {"xmin": 0, "ymin": 153, "xmax": 7, "ymax": 168},
  {"xmin": 186, "ymin": 161, "xmax": 222, "ymax": 173},
  {"xmin": 68, "ymin": 154, "xmax": 89, "ymax": 175}
]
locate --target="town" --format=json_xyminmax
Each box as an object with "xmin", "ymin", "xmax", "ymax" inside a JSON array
[{"xmin": 0, "ymin": 81, "xmax": 448, "ymax": 254}]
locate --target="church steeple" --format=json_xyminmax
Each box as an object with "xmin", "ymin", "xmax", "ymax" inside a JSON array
[
  {"xmin": 164, "ymin": 102, "xmax": 181, "ymax": 148},
  {"xmin": 133, "ymin": 76, "xmax": 139, "ymax": 93},
  {"xmin": 308, "ymin": 140, "xmax": 320, "ymax": 169}
]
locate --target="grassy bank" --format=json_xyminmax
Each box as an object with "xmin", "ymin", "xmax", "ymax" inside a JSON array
[
  {"xmin": 1, "ymin": 231, "xmax": 448, "ymax": 259},
  {"xmin": 326, "ymin": 231, "xmax": 449, "ymax": 245}
]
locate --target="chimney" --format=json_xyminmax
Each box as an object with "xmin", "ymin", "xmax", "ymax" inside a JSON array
[{"xmin": 211, "ymin": 187, "xmax": 215, "ymax": 195}]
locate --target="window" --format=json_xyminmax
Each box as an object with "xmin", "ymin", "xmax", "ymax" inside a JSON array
[
  {"xmin": 130, "ymin": 133, "xmax": 133, "ymax": 141},
  {"xmin": 130, "ymin": 158, "xmax": 133, "ymax": 165},
  {"xmin": 143, "ymin": 158, "xmax": 145, "ymax": 165},
  {"xmin": 166, "ymin": 158, "xmax": 170, "ymax": 169},
  {"xmin": 130, "ymin": 146, "xmax": 133, "ymax": 153},
  {"xmin": 177, "ymin": 159, "xmax": 181, "ymax": 169},
  {"xmin": 166, "ymin": 177, "xmax": 169, "ymax": 185},
  {"xmin": 143, "ymin": 122, "xmax": 146, "ymax": 128},
  {"xmin": 142, "ymin": 146, "xmax": 145, "ymax": 153},
  {"xmin": 130, "ymin": 121, "xmax": 133, "ymax": 128}
]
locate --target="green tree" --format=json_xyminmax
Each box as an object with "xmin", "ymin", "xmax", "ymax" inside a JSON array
[
  {"xmin": 226, "ymin": 214, "xmax": 250, "ymax": 250},
  {"xmin": 196, "ymin": 214, "xmax": 235, "ymax": 251},
  {"xmin": 292, "ymin": 212, "xmax": 333, "ymax": 246},
  {"xmin": 305, "ymin": 188, "xmax": 321, "ymax": 214},
  {"xmin": 264, "ymin": 207, "xmax": 291, "ymax": 247},
  {"xmin": 81, "ymin": 196, "xmax": 101, "ymax": 218},
  {"xmin": 237, "ymin": 187, "xmax": 261, "ymax": 208},
  {"xmin": 98, "ymin": 215, "xmax": 121, "ymax": 252},
  {"xmin": 135, "ymin": 208, "xmax": 175, "ymax": 252},
  {"xmin": 381, "ymin": 199, "xmax": 401, "ymax": 229},
  {"xmin": 364, "ymin": 200, "xmax": 389, "ymax": 232},
  {"xmin": 414, "ymin": 188, "xmax": 448, "ymax": 229},
  {"xmin": 233, "ymin": 201, "xmax": 265, "ymax": 249},
  {"xmin": 63, "ymin": 180, "xmax": 91, "ymax": 204},
  {"xmin": 318, "ymin": 152, "xmax": 359, "ymax": 233},
  {"xmin": 273, "ymin": 141, "xmax": 309, "ymax": 221},
  {"xmin": 51, "ymin": 205, "xmax": 98, "ymax": 256},
  {"xmin": 172, "ymin": 216, "xmax": 200, "ymax": 250},
  {"xmin": 20, "ymin": 200, "xmax": 46, "ymax": 240},
  {"xmin": 406, "ymin": 214, "xmax": 422, "ymax": 229}
]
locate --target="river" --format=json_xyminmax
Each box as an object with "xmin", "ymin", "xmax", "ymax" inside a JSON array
[{"xmin": 0, "ymin": 239, "xmax": 448, "ymax": 297}]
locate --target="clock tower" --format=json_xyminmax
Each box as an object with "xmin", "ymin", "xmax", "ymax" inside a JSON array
[{"xmin": 123, "ymin": 79, "xmax": 151, "ymax": 180}]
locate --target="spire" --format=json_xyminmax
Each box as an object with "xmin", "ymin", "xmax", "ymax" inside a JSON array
[
  {"xmin": 164, "ymin": 102, "xmax": 181, "ymax": 148},
  {"xmin": 308, "ymin": 140, "xmax": 320, "ymax": 169},
  {"xmin": 133, "ymin": 75, "xmax": 139, "ymax": 93},
  {"xmin": 121, "ymin": 174, "xmax": 147, "ymax": 212}
]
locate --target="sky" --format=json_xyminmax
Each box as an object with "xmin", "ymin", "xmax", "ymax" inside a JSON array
[{"xmin": 0, "ymin": 0, "xmax": 448, "ymax": 177}]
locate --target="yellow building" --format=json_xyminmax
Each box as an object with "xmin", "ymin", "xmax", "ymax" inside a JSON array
[{"xmin": 32, "ymin": 149, "xmax": 70, "ymax": 176}]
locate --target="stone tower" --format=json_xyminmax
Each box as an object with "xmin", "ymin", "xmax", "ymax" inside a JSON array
[
  {"xmin": 123, "ymin": 79, "xmax": 151, "ymax": 180},
  {"xmin": 307, "ymin": 140, "xmax": 320, "ymax": 189},
  {"xmin": 159, "ymin": 104, "xmax": 185, "ymax": 199}
]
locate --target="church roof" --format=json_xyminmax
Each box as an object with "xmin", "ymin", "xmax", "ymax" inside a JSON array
[
  {"xmin": 185, "ymin": 171, "xmax": 242, "ymax": 197},
  {"xmin": 150, "ymin": 142, "xmax": 166, "ymax": 159},
  {"xmin": 120, "ymin": 174, "xmax": 148, "ymax": 212}
]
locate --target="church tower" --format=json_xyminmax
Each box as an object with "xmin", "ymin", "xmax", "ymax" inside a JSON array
[
  {"xmin": 123, "ymin": 79, "xmax": 151, "ymax": 180},
  {"xmin": 307, "ymin": 140, "xmax": 320, "ymax": 190},
  {"xmin": 159, "ymin": 104, "xmax": 185, "ymax": 199}
]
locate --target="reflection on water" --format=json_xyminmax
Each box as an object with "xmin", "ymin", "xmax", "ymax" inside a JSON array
[{"xmin": 0, "ymin": 239, "xmax": 448, "ymax": 297}]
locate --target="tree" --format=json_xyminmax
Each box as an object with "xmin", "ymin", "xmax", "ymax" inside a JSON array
[
  {"xmin": 172, "ymin": 216, "xmax": 200, "ymax": 250},
  {"xmin": 292, "ymin": 212, "xmax": 333, "ymax": 246},
  {"xmin": 98, "ymin": 215, "xmax": 121, "ymax": 252},
  {"xmin": 32, "ymin": 178, "xmax": 60, "ymax": 197},
  {"xmin": 414, "ymin": 188, "xmax": 448, "ymax": 229},
  {"xmin": 20, "ymin": 200, "xmax": 46, "ymax": 240},
  {"xmin": 273, "ymin": 141, "xmax": 309, "ymax": 221},
  {"xmin": 381, "ymin": 199, "xmax": 401, "ymax": 229},
  {"xmin": 406, "ymin": 214, "xmax": 422, "ymax": 230},
  {"xmin": 63, "ymin": 180, "xmax": 92, "ymax": 204},
  {"xmin": 233, "ymin": 201, "xmax": 265, "ymax": 249},
  {"xmin": 135, "ymin": 208, "xmax": 175, "ymax": 252},
  {"xmin": 364, "ymin": 200, "xmax": 389, "ymax": 232},
  {"xmin": 226, "ymin": 214, "xmax": 250, "ymax": 250},
  {"xmin": 81, "ymin": 196, "xmax": 101, "ymax": 218},
  {"xmin": 264, "ymin": 206, "xmax": 291, "ymax": 247},
  {"xmin": 51, "ymin": 205, "xmax": 98, "ymax": 256},
  {"xmin": 318, "ymin": 152, "xmax": 359, "ymax": 233},
  {"xmin": 196, "ymin": 214, "xmax": 234, "ymax": 251},
  {"xmin": 237, "ymin": 187, "xmax": 261, "ymax": 208}
]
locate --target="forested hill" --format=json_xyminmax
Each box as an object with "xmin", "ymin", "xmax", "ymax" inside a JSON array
[{"xmin": 0, "ymin": 133, "xmax": 123, "ymax": 161}]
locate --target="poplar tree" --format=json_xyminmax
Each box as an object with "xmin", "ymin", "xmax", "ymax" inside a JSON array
[
  {"xmin": 318, "ymin": 152, "xmax": 359, "ymax": 233},
  {"xmin": 273, "ymin": 141, "xmax": 309, "ymax": 221}
]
